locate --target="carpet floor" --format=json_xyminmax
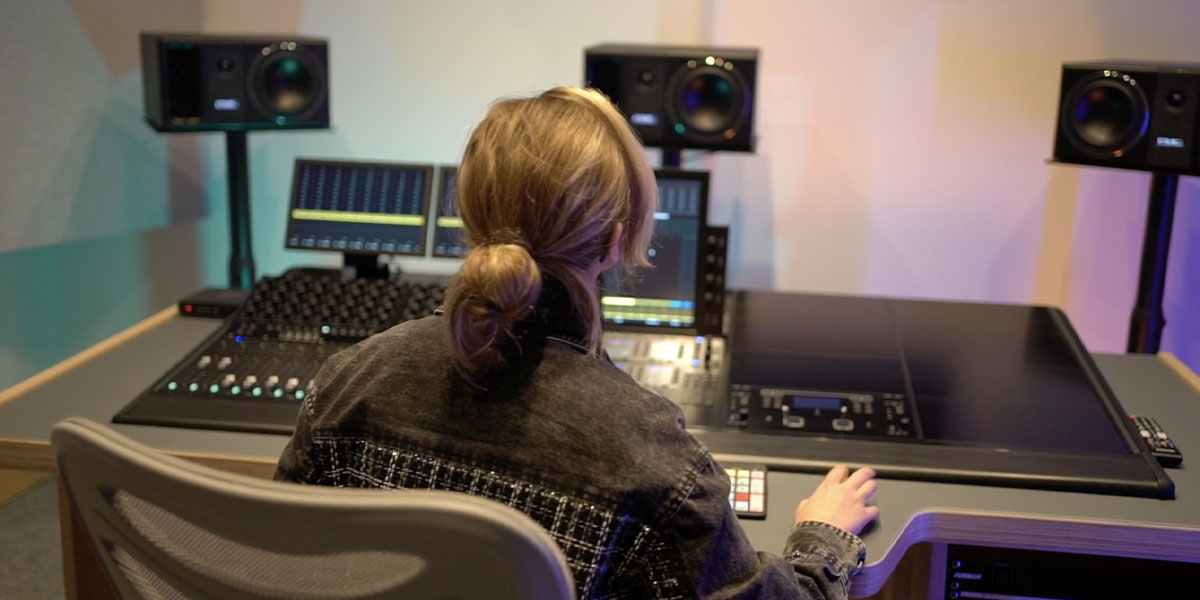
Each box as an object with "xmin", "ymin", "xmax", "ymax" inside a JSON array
[{"xmin": 0, "ymin": 476, "xmax": 64, "ymax": 600}]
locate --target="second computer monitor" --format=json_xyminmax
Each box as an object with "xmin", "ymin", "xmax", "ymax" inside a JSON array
[
  {"xmin": 431, "ymin": 165, "xmax": 468, "ymax": 257},
  {"xmin": 284, "ymin": 158, "xmax": 433, "ymax": 256},
  {"xmin": 602, "ymin": 168, "xmax": 708, "ymax": 329}
]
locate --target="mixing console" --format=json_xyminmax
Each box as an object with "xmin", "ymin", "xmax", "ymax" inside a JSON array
[
  {"xmin": 601, "ymin": 330, "xmax": 728, "ymax": 424},
  {"xmin": 114, "ymin": 268, "xmax": 447, "ymax": 433},
  {"xmin": 237, "ymin": 269, "xmax": 443, "ymax": 342}
]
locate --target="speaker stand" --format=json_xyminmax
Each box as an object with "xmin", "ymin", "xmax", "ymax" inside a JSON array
[
  {"xmin": 1126, "ymin": 172, "xmax": 1179, "ymax": 354},
  {"xmin": 225, "ymin": 131, "xmax": 255, "ymax": 290}
]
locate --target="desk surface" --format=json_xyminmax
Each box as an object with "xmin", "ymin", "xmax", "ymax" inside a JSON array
[{"xmin": 2, "ymin": 311, "xmax": 1199, "ymax": 596}]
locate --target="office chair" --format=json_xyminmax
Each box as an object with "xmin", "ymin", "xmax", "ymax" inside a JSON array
[{"xmin": 51, "ymin": 417, "xmax": 575, "ymax": 600}]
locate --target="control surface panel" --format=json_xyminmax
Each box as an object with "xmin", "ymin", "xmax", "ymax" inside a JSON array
[
  {"xmin": 602, "ymin": 330, "xmax": 727, "ymax": 424},
  {"xmin": 729, "ymin": 386, "xmax": 916, "ymax": 439}
]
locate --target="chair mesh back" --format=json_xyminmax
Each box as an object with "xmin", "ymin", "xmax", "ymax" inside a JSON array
[
  {"xmin": 112, "ymin": 546, "xmax": 188, "ymax": 600},
  {"xmin": 109, "ymin": 490, "xmax": 426, "ymax": 599},
  {"xmin": 51, "ymin": 417, "xmax": 575, "ymax": 600}
]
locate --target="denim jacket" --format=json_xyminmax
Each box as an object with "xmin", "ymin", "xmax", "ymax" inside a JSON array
[{"xmin": 275, "ymin": 286, "xmax": 866, "ymax": 599}]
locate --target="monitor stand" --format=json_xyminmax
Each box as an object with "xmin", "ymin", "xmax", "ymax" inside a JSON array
[{"xmin": 343, "ymin": 253, "xmax": 389, "ymax": 280}]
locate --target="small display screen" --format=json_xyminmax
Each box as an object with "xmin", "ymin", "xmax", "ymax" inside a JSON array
[
  {"xmin": 285, "ymin": 158, "xmax": 433, "ymax": 255},
  {"xmin": 602, "ymin": 169, "xmax": 707, "ymax": 329},
  {"xmin": 786, "ymin": 395, "xmax": 843, "ymax": 411},
  {"xmin": 430, "ymin": 165, "xmax": 467, "ymax": 257}
]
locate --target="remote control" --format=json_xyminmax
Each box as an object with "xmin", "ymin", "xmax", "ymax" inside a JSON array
[
  {"xmin": 1130, "ymin": 415, "xmax": 1183, "ymax": 468},
  {"xmin": 724, "ymin": 464, "xmax": 767, "ymax": 519}
]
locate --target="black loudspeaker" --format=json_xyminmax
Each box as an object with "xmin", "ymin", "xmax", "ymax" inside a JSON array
[
  {"xmin": 585, "ymin": 44, "xmax": 758, "ymax": 152},
  {"xmin": 1054, "ymin": 61, "xmax": 1200, "ymax": 174},
  {"xmin": 141, "ymin": 33, "xmax": 330, "ymax": 132}
]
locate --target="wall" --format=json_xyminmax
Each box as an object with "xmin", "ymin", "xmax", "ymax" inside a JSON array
[
  {"xmin": 0, "ymin": 0, "xmax": 209, "ymax": 388},
  {"xmin": 707, "ymin": 0, "xmax": 1200, "ymax": 367},
  {"xmin": 2, "ymin": 0, "xmax": 1197, "ymax": 392}
]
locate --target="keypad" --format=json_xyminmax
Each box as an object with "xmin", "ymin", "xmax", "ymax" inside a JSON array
[{"xmin": 725, "ymin": 464, "xmax": 767, "ymax": 519}]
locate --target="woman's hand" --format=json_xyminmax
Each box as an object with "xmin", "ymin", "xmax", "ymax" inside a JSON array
[{"xmin": 793, "ymin": 464, "xmax": 879, "ymax": 535}]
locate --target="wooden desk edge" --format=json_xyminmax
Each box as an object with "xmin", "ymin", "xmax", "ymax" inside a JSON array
[
  {"xmin": 0, "ymin": 306, "xmax": 178, "ymax": 408},
  {"xmin": 851, "ymin": 508, "xmax": 1200, "ymax": 596},
  {"xmin": 1161, "ymin": 351, "xmax": 1200, "ymax": 395},
  {"xmin": 0, "ymin": 436, "xmax": 278, "ymax": 479}
]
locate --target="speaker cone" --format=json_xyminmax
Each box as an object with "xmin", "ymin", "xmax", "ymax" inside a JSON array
[
  {"xmin": 250, "ymin": 43, "xmax": 326, "ymax": 118},
  {"xmin": 1061, "ymin": 71, "xmax": 1149, "ymax": 158},
  {"xmin": 667, "ymin": 64, "xmax": 750, "ymax": 142}
]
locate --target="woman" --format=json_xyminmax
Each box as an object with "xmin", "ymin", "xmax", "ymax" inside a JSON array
[{"xmin": 276, "ymin": 85, "xmax": 879, "ymax": 599}]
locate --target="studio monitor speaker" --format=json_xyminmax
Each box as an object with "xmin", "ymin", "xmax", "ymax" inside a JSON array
[
  {"xmin": 1054, "ymin": 61, "xmax": 1200, "ymax": 174},
  {"xmin": 585, "ymin": 44, "xmax": 758, "ymax": 152},
  {"xmin": 141, "ymin": 32, "xmax": 330, "ymax": 132}
]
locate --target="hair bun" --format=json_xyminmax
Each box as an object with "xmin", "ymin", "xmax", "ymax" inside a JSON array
[
  {"xmin": 444, "ymin": 243, "xmax": 543, "ymax": 373},
  {"xmin": 460, "ymin": 243, "xmax": 541, "ymax": 320}
]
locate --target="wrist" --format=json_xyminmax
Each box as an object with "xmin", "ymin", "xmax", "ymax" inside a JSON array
[{"xmin": 787, "ymin": 520, "xmax": 868, "ymax": 575}]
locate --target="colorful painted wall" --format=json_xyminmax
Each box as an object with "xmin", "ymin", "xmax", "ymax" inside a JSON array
[{"xmin": 707, "ymin": 0, "xmax": 1200, "ymax": 364}]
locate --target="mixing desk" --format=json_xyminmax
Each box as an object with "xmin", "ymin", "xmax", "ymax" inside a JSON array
[
  {"xmin": 113, "ymin": 268, "xmax": 445, "ymax": 433},
  {"xmin": 601, "ymin": 331, "xmax": 728, "ymax": 425},
  {"xmin": 108, "ymin": 155, "xmax": 1174, "ymax": 499}
]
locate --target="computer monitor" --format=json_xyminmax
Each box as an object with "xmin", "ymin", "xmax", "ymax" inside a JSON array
[
  {"xmin": 602, "ymin": 168, "xmax": 708, "ymax": 329},
  {"xmin": 430, "ymin": 165, "xmax": 468, "ymax": 257},
  {"xmin": 284, "ymin": 158, "xmax": 433, "ymax": 256}
]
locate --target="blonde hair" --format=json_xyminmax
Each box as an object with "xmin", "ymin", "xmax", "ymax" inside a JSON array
[{"xmin": 443, "ymin": 86, "xmax": 657, "ymax": 375}]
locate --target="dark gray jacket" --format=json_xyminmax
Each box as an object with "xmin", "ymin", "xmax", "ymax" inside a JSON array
[{"xmin": 275, "ymin": 294, "xmax": 866, "ymax": 599}]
